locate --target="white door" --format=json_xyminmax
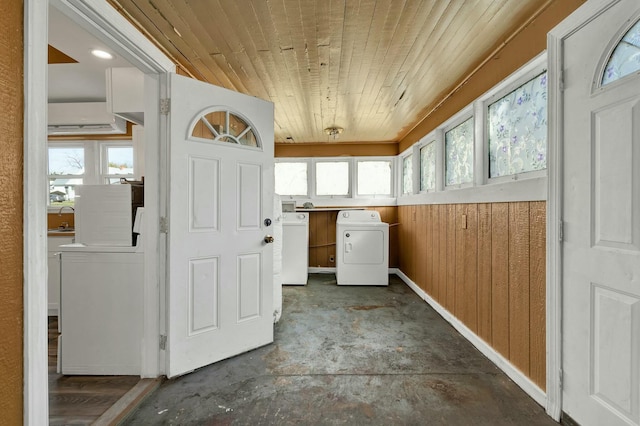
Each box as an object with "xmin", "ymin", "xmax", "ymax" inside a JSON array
[
  {"xmin": 562, "ymin": 1, "xmax": 640, "ymax": 424},
  {"xmin": 167, "ymin": 73, "xmax": 274, "ymax": 377}
]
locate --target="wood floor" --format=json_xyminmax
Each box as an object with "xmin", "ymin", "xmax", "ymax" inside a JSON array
[{"xmin": 48, "ymin": 316, "xmax": 141, "ymax": 425}]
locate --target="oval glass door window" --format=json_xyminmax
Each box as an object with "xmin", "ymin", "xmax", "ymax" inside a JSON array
[{"xmin": 601, "ymin": 18, "xmax": 640, "ymax": 86}]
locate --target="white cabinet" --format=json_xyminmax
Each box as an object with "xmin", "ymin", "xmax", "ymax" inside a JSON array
[
  {"xmin": 59, "ymin": 250, "xmax": 143, "ymax": 375},
  {"xmin": 106, "ymin": 67, "xmax": 144, "ymax": 125},
  {"xmin": 47, "ymin": 236, "xmax": 73, "ymax": 316}
]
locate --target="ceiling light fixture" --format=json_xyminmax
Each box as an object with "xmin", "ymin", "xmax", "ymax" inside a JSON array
[
  {"xmin": 324, "ymin": 126, "xmax": 344, "ymax": 140},
  {"xmin": 90, "ymin": 49, "xmax": 113, "ymax": 60}
]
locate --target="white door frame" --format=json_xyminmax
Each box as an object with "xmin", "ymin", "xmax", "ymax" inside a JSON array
[
  {"xmin": 24, "ymin": 0, "xmax": 174, "ymax": 423},
  {"xmin": 546, "ymin": 0, "xmax": 622, "ymax": 421}
]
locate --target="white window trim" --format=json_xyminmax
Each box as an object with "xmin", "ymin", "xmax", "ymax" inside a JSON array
[
  {"xmin": 274, "ymin": 158, "xmax": 311, "ymax": 199},
  {"xmin": 313, "ymin": 158, "xmax": 352, "ymax": 198},
  {"xmin": 399, "ymin": 148, "xmax": 415, "ymax": 196},
  {"xmin": 275, "ymin": 156, "xmax": 396, "ymax": 206},
  {"xmin": 443, "ymin": 107, "xmax": 475, "ymax": 190},
  {"xmin": 417, "ymin": 130, "xmax": 442, "ymax": 193},
  {"xmin": 100, "ymin": 141, "xmax": 136, "ymax": 184},
  {"xmin": 480, "ymin": 53, "xmax": 548, "ymax": 185},
  {"xmin": 354, "ymin": 157, "xmax": 394, "ymax": 199},
  {"xmin": 400, "ymin": 52, "xmax": 549, "ymax": 206},
  {"xmin": 47, "ymin": 139, "xmax": 135, "ymax": 210}
]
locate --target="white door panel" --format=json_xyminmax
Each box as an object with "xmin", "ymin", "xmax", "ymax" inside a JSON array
[
  {"xmin": 167, "ymin": 73, "xmax": 274, "ymax": 378},
  {"xmin": 562, "ymin": 1, "xmax": 640, "ymax": 424}
]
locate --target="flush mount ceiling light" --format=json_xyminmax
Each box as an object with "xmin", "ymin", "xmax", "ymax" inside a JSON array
[
  {"xmin": 90, "ymin": 49, "xmax": 113, "ymax": 60},
  {"xmin": 324, "ymin": 126, "xmax": 344, "ymax": 140}
]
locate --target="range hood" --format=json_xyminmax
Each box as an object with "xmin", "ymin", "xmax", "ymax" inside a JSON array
[{"xmin": 48, "ymin": 102, "xmax": 127, "ymax": 135}]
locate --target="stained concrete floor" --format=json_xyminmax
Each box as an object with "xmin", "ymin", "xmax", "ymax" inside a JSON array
[{"xmin": 124, "ymin": 274, "xmax": 557, "ymax": 425}]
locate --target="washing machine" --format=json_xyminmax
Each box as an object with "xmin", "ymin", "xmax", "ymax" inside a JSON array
[
  {"xmin": 336, "ymin": 210, "xmax": 389, "ymax": 286},
  {"xmin": 282, "ymin": 212, "xmax": 309, "ymax": 285}
]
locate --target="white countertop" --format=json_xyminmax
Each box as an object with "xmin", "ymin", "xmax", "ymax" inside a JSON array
[{"xmin": 59, "ymin": 243, "xmax": 142, "ymax": 253}]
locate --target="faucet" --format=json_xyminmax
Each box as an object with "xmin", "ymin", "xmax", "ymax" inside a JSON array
[{"xmin": 58, "ymin": 206, "xmax": 75, "ymax": 216}]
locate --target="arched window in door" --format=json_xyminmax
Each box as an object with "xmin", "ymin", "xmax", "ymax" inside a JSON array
[
  {"xmin": 601, "ymin": 18, "xmax": 640, "ymax": 86},
  {"xmin": 190, "ymin": 108, "xmax": 260, "ymax": 148}
]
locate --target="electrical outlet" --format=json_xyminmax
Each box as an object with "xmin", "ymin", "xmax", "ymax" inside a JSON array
[{"xmin": 329, "ymin": 255, "xmax": 335, "ymax": 263}]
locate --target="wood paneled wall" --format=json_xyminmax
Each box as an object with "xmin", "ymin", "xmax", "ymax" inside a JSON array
[
  {"xmin": 307, "ymin": 207, "xmax": 398, "ymax": 268},
  {"xmin": 275, "ymin": 142, "xmax": 398, "ymax": 158},
  {"xmin": 398, "ymin": 202, "xmax": 546, "ymax": 389},
  {"xmin": 0, "ymin": 0, "xmax": 24, "ymax": 421}
]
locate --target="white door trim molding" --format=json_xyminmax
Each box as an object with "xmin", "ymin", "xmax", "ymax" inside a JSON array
[
  {"xmin": 24, "ymin": 0, "xmax": 173, "ymax": 422},
  {"xmin": 24, "ymin": 1, "xmax": 49, "ymax": 424},
  {"xmin": 546, "ymin": 0, "xmax": 622, "ymax": 421}
]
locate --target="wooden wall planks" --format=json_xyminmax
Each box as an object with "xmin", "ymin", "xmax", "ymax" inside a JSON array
[
  {"xmin": 491, "ymin": 203, "xmax": 510, "ymax": 359},
  {"xmin": 398, "ymin": 202, "xmax": 546, "ymax": 390},
  {"xmin": 508, "ymin": 202, "xmax": 531, "ymax": 377},
  {"xmin": 529, "ymin": 201, "xmax": 546, "ymax": 388}
]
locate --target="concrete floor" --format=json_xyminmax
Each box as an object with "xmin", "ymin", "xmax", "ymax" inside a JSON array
[{"xmin": 124, "ymin": 274, "xmax": 557, "ymax": 425}]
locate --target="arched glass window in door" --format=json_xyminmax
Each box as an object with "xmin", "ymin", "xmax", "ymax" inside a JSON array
[
  {"xmin": 190, "ymin": 109, "xmax": 260, "ymax": 148},
  {"xmin": 602, "ymin": 18, "xmax": 640, "ymax": 86}
]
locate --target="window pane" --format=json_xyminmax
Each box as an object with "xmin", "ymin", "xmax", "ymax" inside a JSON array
[
  {"xmin": 420, "ymin": 142, "xmax": 436, "ymax": 191},
  {"xmin": 106, "ymin": 146, "xmax": 134, "ymax": 175},
  {"xmin": 602, "ymin": 19, "xmax": 640, "ymax": 86},
  {"xmin": 445, "ymin": 118, "xmax": 474, "ymax": 185},
  {"xmin": 402, "ymin": 155, "xmax": 413, "ymax": 195},
  {"xmin": 49, "ymin": 177, "xmax": 82, "ymax": 205},
  {"xmin": 192, "ymin": 110, "xmax": 260, "ymax": 147},
  {"xmin": 316, "ymin": 161, "xmax": 349, "ymax": 196},
  {"xmin": 48, "ymin": 147, "xmax": 84, "ymax": 175},
  {"xmin": 488, "ymin": 71, "xmax": 547, "ymax": 178},
  {"xmin": 275, "ymin": 162, "xmax": 308, "ymax": 196},
  {"xmin": 357, "ymin": 161, "xmax": 391, "ymax": 196}
]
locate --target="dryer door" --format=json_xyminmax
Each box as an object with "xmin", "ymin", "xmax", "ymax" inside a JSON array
[{"xmin": 343, "ymin": 229, "xmax": 385, "ymax": 264}]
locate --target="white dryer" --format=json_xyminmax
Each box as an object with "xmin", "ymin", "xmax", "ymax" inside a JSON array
[
  {"xmin": 336, "ymin": 210, "xmax": 389, "ymax": 286},
  {"xmin": 282, "ymin": 212, "xmax": 309, "ymax": 285}
]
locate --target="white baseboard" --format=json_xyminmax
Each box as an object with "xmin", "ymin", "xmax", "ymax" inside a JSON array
[{"xmin": 394, "ymin": 269, "xmax": 547, "ymax": 408}]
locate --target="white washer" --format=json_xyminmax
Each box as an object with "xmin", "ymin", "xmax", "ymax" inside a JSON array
[
  {"xmin": 282, "ymin": 212, "xmax": 309, "ymax": 285},
  {"xmin": 336, "ymin": 210, "xmax": 389, "ymax": 286}
]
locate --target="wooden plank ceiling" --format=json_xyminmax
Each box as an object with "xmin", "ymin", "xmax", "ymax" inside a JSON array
[{"xmin": 110, "ymin": 0, "xmax": 549, "ymax": 144}]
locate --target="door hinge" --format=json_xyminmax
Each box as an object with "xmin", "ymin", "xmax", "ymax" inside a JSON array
[
  {"xmin": 159, "ymin": 334, "xmax": 167, "ymax": 350},
  {"xmin": 559, "ymin": 70, "xmax": 565, "ymax": 92},
  {"xmin": 160, "ymin": 217, "xmax": 169, "ymax": 234},
  {"xmin": 160, "ymin": 98, "xmax": 170, "ymax": 115},
  {"xmin": 559, "ymin": 220, "xmax": 564, "ymax": 242}
]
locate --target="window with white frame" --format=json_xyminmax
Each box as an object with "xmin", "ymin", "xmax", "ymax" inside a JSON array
[
  {"xmin": 48, "ymin": 144, "xmax": 85, "ymax": 206},
  {"xmin": 401, "ymin": 154, "xmax": 413, "ymax": 195},
  {"xmin": 48, "ymin": 140, "xmax": 135, "ymax": 207},
  {"xmin": 275, "ymin": 157, "xmax": 394, "ymax": 199},
  {"xmin": 275, "ymin": 161, "xmax": 308, "ymax": 196},
  {"xmin": 419, "ymin": 141, "xmax": 436, "ymax": 192},
  {"xmin": 487, "ymin": 71, "xmax": 548, "ymax": 178},
  {"xmin": 102, "ymin": 143, "xmax": 135, "ymax": 184},
  {"xmin": 445, "ymin": 117, "xmax": 474, "ymax": 186},
  {"xmin": 316, "ymin": 160, "xmax": 350, "ymax": 196},
  {"xmin": 356, "ymin": 160, "xmax": 392, "ymax": 197}
]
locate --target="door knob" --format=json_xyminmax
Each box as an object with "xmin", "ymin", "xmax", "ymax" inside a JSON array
[{"xmin": 264, "ymin": 235, "xmax": 274, "ymax": 244}]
